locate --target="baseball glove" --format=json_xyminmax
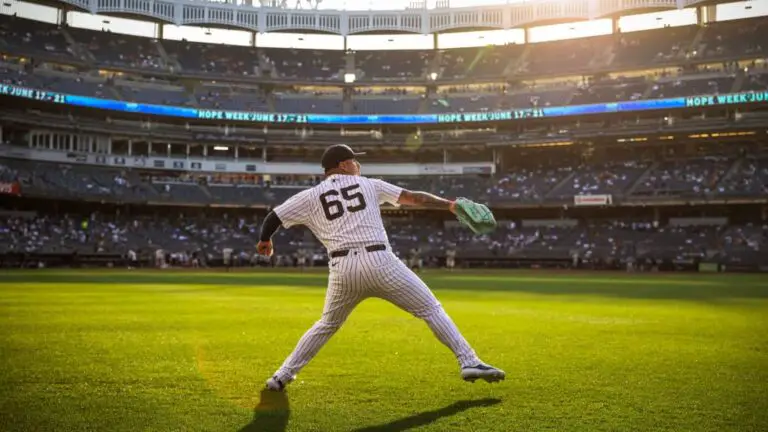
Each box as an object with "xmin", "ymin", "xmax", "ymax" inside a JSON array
[{"xmin": 453, "ymin": 197, "xmax": 497, "ymax": 235}]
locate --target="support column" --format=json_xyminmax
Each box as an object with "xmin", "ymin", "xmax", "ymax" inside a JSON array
[
  {"xmin": 613, "ymin": 17, "xmax": 619, "ymax": 34},
  {"xmin": 704, "ymin": 5, "xmax": 717, "ymax": 24},
  {"xmin": 262, "ymin": 146, "xmax": 267, "ymax": 162},
  {"xmin": 251, "ymin": 31, "xmax": 257, "ymax": 47},
  {"xmin": 157, "ymin": 22, "xmax": 164, "ymax": 39},
  {"xmin": 128, "ymin": 139, "xmax": 132, "ymax": 156},
  {"xmin": 203, "ymin": 145, "xmax": 208, "ymax": 158},
  {"xmin": 235, "ymin": 145, "xmax": 239, "ymax": 160}
]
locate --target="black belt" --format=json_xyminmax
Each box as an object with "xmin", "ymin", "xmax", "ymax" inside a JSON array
[{"xmin": 330, "ymin": 244, "xmax": 386, "ymax": 259}]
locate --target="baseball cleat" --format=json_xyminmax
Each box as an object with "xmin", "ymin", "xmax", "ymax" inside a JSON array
[
  {"xmin": 265, "ymin": 375, "xmax": 293, "ymax": 392},
  {"xmin": 461, "ymin": 363, "xmax": 505, "ymax": 383}
]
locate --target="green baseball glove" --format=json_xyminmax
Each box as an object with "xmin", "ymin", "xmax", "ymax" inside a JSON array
[{"xmin": 453, "ymin": 197, "xmax": 497, "ymax": 235}]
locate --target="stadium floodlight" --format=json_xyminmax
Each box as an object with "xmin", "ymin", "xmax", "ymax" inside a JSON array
[
  {"xmin": 213, "ymin": 146, "xmax": 229, "ymax": 151},
  {"xmin": 344, "ymin": 73, "xmax": 356, "ymax": 83},
  {"xmin": 429, "ymin": 72, "xmax": 438, "ymax": 81}
]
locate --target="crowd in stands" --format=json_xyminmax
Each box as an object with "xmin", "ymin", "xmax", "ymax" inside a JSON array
[
  {"xmin": 68, "ymin": 28, "xmax": 165, "ymax": 69},
  {"xmin": 2, "ymin": 151, "xmax": 766, "ymax": 208},
  {"xmin": 164, "ymin": 40, "xmax": 262, "ymax": 76},
  {"xmin": 1, "ymin": 212, "xmax": 765, "ymax": 268},
  {"xmin": 355, "ymin": 50, "xmax": 431, "ymax": 81},
  {"xmin": 440, "ymin": 44, "xmax": 524, "ymax": 79},
  {"xmin": 263, "ymin": 48, "xmax": 345, "ymax": 81},
  {"xmin": 0, "ymin": 14, "xmax": 73, "ymax": 59},
  {"xmin": 633, "ymin": 157, "xmax": 732, "ymax": 196},
  {"xmin": 696, "ymin": 17, "xmax": 767, "ymax": 59},
  {"xmin": 3, "ymin": 60, "xmax": 764, "ymax": 115},
  {"xmin": 1, "ymin": 14, "xmax": 767, "ymax": 115}
]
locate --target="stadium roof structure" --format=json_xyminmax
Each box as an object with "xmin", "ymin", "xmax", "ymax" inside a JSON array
[{"xmin": 38, "ymin": 0, "xmax": 728, "ymax": 36}]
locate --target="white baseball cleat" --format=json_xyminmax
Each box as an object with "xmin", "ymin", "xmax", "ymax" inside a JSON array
[
  {"xmin": 265, "ymin": 375, "xmax": 294, "ymax": 392},
  {"xmin": 461, "ymin": 363, "xmax": 505, "ymax": 383}
]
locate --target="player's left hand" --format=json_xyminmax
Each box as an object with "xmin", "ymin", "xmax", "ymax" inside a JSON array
[{"xmin": 257, "ymin": 240, "xmax": 274, "ymax": 257}]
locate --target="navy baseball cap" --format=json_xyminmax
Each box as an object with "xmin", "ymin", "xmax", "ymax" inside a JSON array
[{"xmin": 321, "ymin": 144, "xmax": 366, "ymax": 170}]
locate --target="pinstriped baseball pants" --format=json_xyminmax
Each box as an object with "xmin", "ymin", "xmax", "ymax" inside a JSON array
[{"xmin": 273, "ymin": 247, "xmax": 481, "ymax": 383}]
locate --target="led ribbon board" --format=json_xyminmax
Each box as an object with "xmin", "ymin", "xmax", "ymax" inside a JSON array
[{"xmin": 1, "ymin": 84, "xmax": 765, "ymax": 125}]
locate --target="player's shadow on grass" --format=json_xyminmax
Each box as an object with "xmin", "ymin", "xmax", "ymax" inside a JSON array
[
  {"xmin": 353, "ymin": 398, "xmax": 501, "ymax": 432},
  {"xmin": 238, "ymin": 389, "xmax": 290, "ymax": 432}
]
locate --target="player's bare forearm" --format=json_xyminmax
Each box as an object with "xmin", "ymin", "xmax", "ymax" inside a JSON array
[{"xmin": 398, "ymin": 190, "xmax": 456, "ymax": 213}]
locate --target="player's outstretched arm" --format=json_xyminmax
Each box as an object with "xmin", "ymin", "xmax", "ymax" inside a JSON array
[
  {"xmin": 257, "ymin": 211, "xmax": 283, "ymax": 256},
  {"xmin": 397, "ymin": 190, "xmax": 456, "ymax": 213}
]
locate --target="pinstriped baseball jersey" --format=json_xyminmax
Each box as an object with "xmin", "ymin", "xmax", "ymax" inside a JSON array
[{"xmin": 273, "ymin": 174, "xmax": 402, "ymax": 253}]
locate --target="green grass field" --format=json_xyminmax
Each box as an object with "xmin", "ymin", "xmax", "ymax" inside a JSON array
[{"xmin": 0, "ymin": 270, "xmax": 766, "ymax": 431}]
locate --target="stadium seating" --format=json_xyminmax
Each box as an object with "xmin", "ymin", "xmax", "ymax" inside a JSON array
[
  {"xmin": 612, "ymin": 25, "xmax": 698, "ymax": 67},
  {"xmin": 502, "ymin": 87, "xmax": 575, "ymax": 108},
  {"xmin": 4, "ymin": 211, "xmax": 764, "ymax": 265},
  {"xmin": 440, "ymin": 44, "xmax": 524, "ymax": 79},
  {"xmin": 717, "ymin": 156, "xmax": 768, "ymax": 196},
  {"xmin": 647, "ymin": 75, "xmax": 735, "ymax": 98},
  {"xmin": 353, "ymin": 96, "xmax": 422, "ymax": 115},
  {"xmin": 718, "ymin": 224, "xmax": 768, "ymax": 265},
  {"xmin": 355, "ymin": 50, "xmax": 431, "ymax": 81},
  {"xmin": 1, "ymin": 13, "xmax": 766, "ymax": 118},
  {"xmin": 2, "ymin": 152, "xmax": 766, "ymax": 266},
  {"xmin": 526, "ymin": 36, "xmax": 610, "ymax": 75},
  {"xmin": 741, "ymin": 72, "xmax": 768, "ymax": 92},
  {"xmin": 273, "ymin": 95, "xmax": 343, "ymax": 114},
  {"xmin": 632, "ymin": 157, "xmax": 733, "ymax": 196},
  {"xmin": 548, "ymin": 161, "xmax": 651, "ymax": 198},
  {"xmin": 118, "ymin": 83, "xmax": 191, "ymax": 105},
  {"xmin": 5, "ymin": 148, "xmax": 768, "ymax": 206},
  {"xmin": 697, "ymin": 17, "xmax": 768, "ymax": 59},
  {"xmin": 162, "ymin": 40, "xmax": 260, "ymax": 76},
  {"xmin": 262, "ymin": 48, "xmax": 345, "ymax": 81},
  {"xmin": 195, "ymin": 86, "xmax": 270, "ymax": 111},
  {"xmin": 487, "ymin": 167, "xmax": 573, "ymax": 202},
  {"xmin": 0, "ymin": 15, "xmax": 73, "ymax": 59},
  {"xmin": 570, "ymin": 77, "xmax": 648, "ymax": 104},
  {"xmin": 68, "ymin": 28, "xmax": 164, "ymax": 69}
]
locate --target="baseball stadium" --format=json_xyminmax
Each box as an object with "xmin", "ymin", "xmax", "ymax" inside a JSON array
[{"xmin": 0, "ymin": 0, "xmax": 767, "ymax": 430}]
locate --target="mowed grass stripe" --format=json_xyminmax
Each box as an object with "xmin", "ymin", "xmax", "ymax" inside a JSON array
[{"xmin": 2, "ymin": 269, "xmax": 762, "ymax": 286}]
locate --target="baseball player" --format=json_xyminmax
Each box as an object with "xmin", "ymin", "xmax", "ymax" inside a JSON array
[
  {"xmin": 446, "ymin": 247, "xmax": 456, "ymax": 271},
  {"xmin": 297, "ymin": 248, "xmax": 307, "ymax": 269},
  {"xmin": 409, "ymin": 247, "xmax": 423, "ymax": 272},
  {"xmin": 222, "ymin": 247, "xmax": 233, "ymax": 271},
  {"xmin": 154, "ymin": 248, "xmax": 165, "ymax": 268},
  {"xmin": 257, "ymin": 144, "xmax": 504, "ymax": 392}
]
